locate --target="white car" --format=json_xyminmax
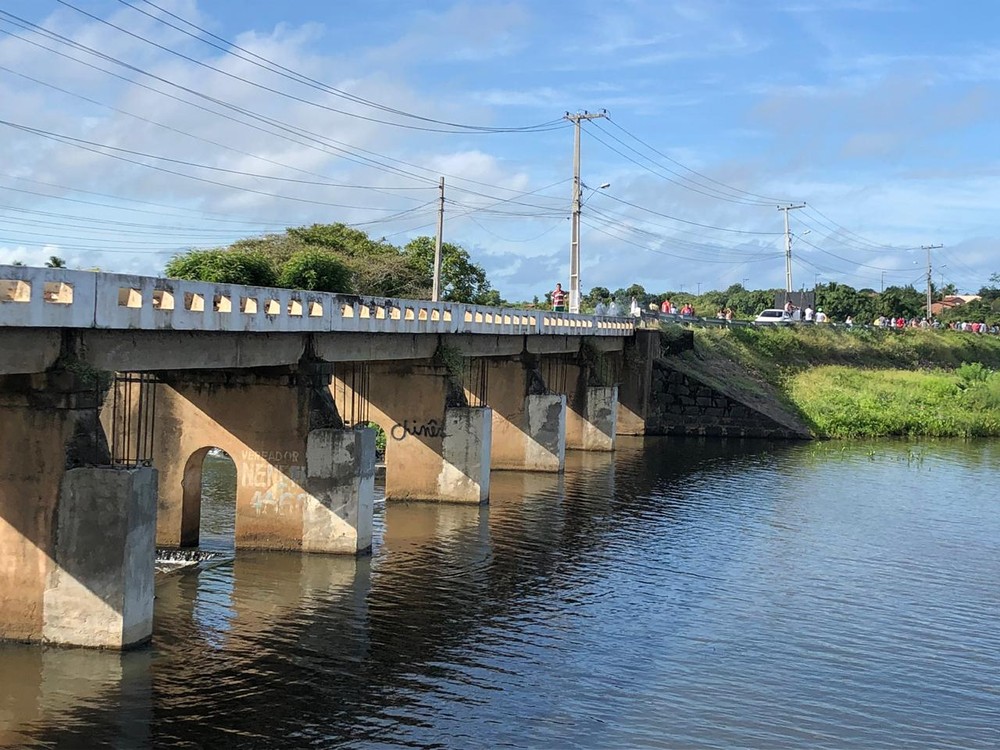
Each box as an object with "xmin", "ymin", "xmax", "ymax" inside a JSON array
[{"xmin": 754, "ymin": 309, "xmax": 794, "ymax": 325}]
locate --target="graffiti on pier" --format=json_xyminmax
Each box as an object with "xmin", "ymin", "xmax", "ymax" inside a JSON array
[
  {"xmin": 390, "ymin": 419, "xmax": 445, "ymax": 441},
  {"xmin": 239, "ymin": 449, "xmax": 308, "ymax": 515}
]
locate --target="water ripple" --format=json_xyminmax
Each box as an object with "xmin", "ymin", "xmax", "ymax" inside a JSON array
[{"xmin": 3, "ymin": 438, "xmax": 1000, "ymax": 748}]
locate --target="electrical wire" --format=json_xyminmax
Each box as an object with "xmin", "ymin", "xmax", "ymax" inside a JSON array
[
  {"xmin": 56, "ymin": 0, "xmax": 570, "ymax": 135},
  {"xmin": 116, "ymin": 0, "xmax": 568, "ymax": 134},
  {"xmin": 603, "ymin": 117, "xmax": 789, "ymax": 205}
]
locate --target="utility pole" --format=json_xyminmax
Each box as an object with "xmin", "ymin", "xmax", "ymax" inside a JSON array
[
  {"xmin": 432, "ymin": 177, "xmax": 445, "ymax": 302},
  {"xmin": 566, "ymin": 110, "xmax": 607, "ymax": 313},
  {"xmin": 922, "ymin": 244, "xmax": 942, "ymax": 320},
  {"xmin": 881, "ymin": 270, "xmax": 885, "ymax": 293},
  {"xmin": 778, "ymin": 203, "xmax": 806, "ymax": 293}
]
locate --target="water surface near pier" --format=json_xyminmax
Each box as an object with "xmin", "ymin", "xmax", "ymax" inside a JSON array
[{"xmin": 2, "ymin": 438, "xmax": 998, "ymax": 749}]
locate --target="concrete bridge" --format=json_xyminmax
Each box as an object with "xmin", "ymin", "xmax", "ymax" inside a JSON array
[{"xmin": 0, "ymin": 265, "xmax": 657, "ymax": 650}]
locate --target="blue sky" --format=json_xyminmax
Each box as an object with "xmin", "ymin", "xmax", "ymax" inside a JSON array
[{"xmin": 1, "ymin": 0, "xmax": 998, "ymax": 299}]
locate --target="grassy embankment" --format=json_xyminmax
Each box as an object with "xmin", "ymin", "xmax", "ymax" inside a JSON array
[{"xmin": 666, "ymin": 324, "xmax": 1000, "ymax": 438}]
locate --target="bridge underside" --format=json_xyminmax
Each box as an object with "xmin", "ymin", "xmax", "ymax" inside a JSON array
[{"xmin": 0, "ymin": 326, "xmax": 651, "ymax": 650}]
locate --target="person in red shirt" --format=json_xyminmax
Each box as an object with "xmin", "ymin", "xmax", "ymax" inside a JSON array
[{"xmin": 551, "ymin": 283, "xmax": 566, "ymax": 312}]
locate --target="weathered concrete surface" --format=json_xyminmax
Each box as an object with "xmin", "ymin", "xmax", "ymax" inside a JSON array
[
  {"xmin": 313, "ymin": 332, "xmax": 438, "ymax": 363},
  {"xmin": 445, "ymin": 334, "xmax": 524, "ymax": 358},
  {"xmin": 0, "ymin": 330, "xmax": 62, "ymax": 374},
  {"xmin": 339, "ymin": 362, "xmax": 492, "ymax": 502},
  {"xmin": 80, "ymin": 330, "xmax": 307, "ymax": 372},
  {"xmin": 0, "ymin": 368, "xmax": 157, "ymax": 649},
  {"xmin": 525, "ymin": 335, "xmax": 582, "ymax": 355},
  {"xmin": 0, "ymin": 369, "xmax": 112, "ymax": 645},
  {"xmin": 484, "ymin": 359, "xmax": 567, "ymax": 472},
  {"xmin": 152, "ymin": 368, "xmax": 373, "ymax": 553},
  {"xmin": 616, "ymin": 329, "xmax": 660, "ymax": 436},
  {"xmin": 437, "ymin": 407, "xmax": 492, "ymax": 504},
  {"xmin": 43, "ymin": 467, "xmax": 157, "ymax": 649},
  {"xmin": 574, "ymin": 386, "xmax": 619, "ymax": 451},
  {"xmin": 338, "ymin": 361, "xmax": 447, "ymax": 501},
  {"xmin": 523, "ymin": 394, "xmax": 566, "ymax": 471},
  {"xmin": 303, "ymin": 428, "xmax": 375, "ymax": 553}
]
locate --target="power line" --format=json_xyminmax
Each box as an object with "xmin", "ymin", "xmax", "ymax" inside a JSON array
[
  {"xmin": 603, "ymin": 118, "xmax": 789, "ymax": 205},
  {"xmin": 583, "ymin": 122, "xmax": 775, "ymax": 207},
  {"xmin": 117, "ymin": 0, "xmax": 567, "ymax": 134},
  {"xmin": 597, "ymin": 192, "xmax": 782, "ymax": 235},
  {"xmin": 56, "ymin": 0, "xmax": 569, "ymax": 135}
]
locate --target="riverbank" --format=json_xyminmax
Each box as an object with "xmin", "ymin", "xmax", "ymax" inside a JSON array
[{"xmin": 666, "ymin": 325, "xmax": 1000, "ymax": 438}]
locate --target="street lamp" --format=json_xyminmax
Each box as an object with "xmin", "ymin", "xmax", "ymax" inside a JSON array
[{"xmin": 570, "ymin": 181, "xmax": 610, "ymax": 313}]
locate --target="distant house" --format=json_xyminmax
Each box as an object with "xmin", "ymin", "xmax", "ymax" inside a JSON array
[{"xmin": 931, "ymin": 294, "xmax": 981, "ymax": 316}]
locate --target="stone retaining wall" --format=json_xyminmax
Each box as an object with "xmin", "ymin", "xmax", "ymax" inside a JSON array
[{"xmin": 647, "ymin": 362, "xmax": 808, "ymax": 439}]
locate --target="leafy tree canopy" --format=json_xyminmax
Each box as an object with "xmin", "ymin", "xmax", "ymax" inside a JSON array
[
  {"xmin": 874, "ymin": 285, "xmax": 925, "ymax": 319},
  {"xmin": 165, "ymin": 249, "xmax": 278, "ymax": 287},
  {"xmin": 164, "ymin": 224, "xmax": 502, "ymax": 304},
  {"xmin": 403, "ymin": 236, "xmax": 500, "ymax": 306},
  {"xmin": 278, "ymin": 250, "xmax": 353, "ymax": 293}
]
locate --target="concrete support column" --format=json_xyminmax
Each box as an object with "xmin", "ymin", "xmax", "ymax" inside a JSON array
[
  {"xmin": 438, "ymin": 406, "xmax": 492, "ymax": 503},
  {"xmin": 617, "ymin": 329, "xmax": 660, "ymax": 436},
  {"xmin": 484, "ymin": 356, "xmax": 566, "ymax": 472},
  {"xmin": 0, "ymin": 369, "xmax": 157, "ymax": 649},
  {"xmin": 43, "ymin": 467, "xmax": 157, "ymax": 648},
  {"xmin": 338, "ymin": 362, "xmax": 492, "ymax": 504},
  {"xmin": 521, "ymin": 393, "xmax": 567, "ymax": 471},
  {"xmin": 152, "ymin": 366, "xmax": 374, "ymax": 554},
  {"xmin": 302, "ymin": 427, "xmax": 375, "ymax": 552},
  {"xmin": 568, "ymin": 385, "xmax": 619, "ymax": 451}
]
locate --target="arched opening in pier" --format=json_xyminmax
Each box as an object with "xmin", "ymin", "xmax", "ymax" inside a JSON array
[{"xmin": 180, "ymin": 447, "xmax": 237, "ymax": 550}]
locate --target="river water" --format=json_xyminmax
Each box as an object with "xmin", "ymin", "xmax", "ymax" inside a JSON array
[{"xmin": 2, "ymin": 438, "xmax": 998, "ymax": 749}]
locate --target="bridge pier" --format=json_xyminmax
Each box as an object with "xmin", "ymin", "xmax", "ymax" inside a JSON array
[
  {"xmin": 152, "ymin": 366, "xmax": 374, "ymax": 554},
  {"xmin": 0, "ymin": 369, "xmax": 156, "ymax": 649},
  {"xmin": 541, "ymin": 359, "xmax": 619, "ymax": 452},
  {"xmin": 337, "ymin": 362, "xmax": 491, "ymax": 504},
  {"xmin": 485, "ymin": 359, "xmax": 567, "ymax": 472},
  {"xmin": 569, "ymin": 385, "xmax": 619, "ymax": 451}
]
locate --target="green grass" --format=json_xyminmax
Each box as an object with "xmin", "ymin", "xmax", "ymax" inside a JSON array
[
  {"xmin": 789, "ymin": 367, "xmax": 1000, "ymax": 438},
  {"xmin": 670, "ymin": 325, "xmax": 1000, "ymax": 438}
]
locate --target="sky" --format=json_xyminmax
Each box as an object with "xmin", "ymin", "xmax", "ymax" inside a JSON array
[{"xmin": 1, "ymin": 0, "xmax": 998, "ymax": 301}]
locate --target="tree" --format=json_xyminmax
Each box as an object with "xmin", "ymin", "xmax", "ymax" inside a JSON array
[
  {"xmin": 45, "ymin": 256, "xmax": 66, "ymax": 268},
  {"xmin": 402, "ymin": 236, "xmax": 500, "ymax": 305},
  {"xmin": 165, "ymin": 249, "xmax": 278, "ymax": 287},
  {"xmin": 875, "ymin": 285, "xmax": 925, "ymax": 319},
  {"xmin": 278, "ymin": 250, "xmax": 353, "ymax": 293},
  {"xmin": 582, "ymin": 286, "xmax": 611, "ymax": 310},
  {"xmin": 815, "ymin": 282, "xmax": 877, "ymax": 323},
  {"xmin": 978, "ymin": 273, "xmax": 1000, "ymax": 303},
  {"xmin": 165, "ymin": 224, "xmax": 507, "ymax": 302}
]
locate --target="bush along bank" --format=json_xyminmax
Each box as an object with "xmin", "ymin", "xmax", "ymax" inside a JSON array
[{"xmin": 679, "ymin": 325, "xmax": 1000, "ymax": 439}]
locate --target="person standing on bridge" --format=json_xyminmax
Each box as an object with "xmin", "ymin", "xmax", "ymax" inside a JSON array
[{"xmin": 551, "ymin": 283, "xmax": 567, "ymax": 312}]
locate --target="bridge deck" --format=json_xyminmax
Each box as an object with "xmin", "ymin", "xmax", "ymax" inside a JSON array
[{"xmin": 0, "ymin": 266, "xmax": 634, "ymax": 337}]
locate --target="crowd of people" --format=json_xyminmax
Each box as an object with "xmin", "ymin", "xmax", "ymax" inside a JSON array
[{"xmin": 549, "ymin": 282, "xmax": 999, "ymax": 334}]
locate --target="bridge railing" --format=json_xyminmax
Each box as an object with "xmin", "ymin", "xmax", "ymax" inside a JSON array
[{"xmin": 0, "ymin": 266, "xmax": 635, "ymax": 336}]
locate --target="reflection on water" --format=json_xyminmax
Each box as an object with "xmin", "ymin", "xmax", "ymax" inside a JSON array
[{"xmin": 2, "ymin": 438, "xmax": 999, "ymax": 748}]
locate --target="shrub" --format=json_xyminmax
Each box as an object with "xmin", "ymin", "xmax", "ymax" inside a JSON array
[
  {"xmin": 957, "ymin": 361, "xmax": 990, "ymax": 386},
  {"xmin": 365, "ymin": 422, "xmax": 386, "ymax": 457},
  {"xmin": 278, "ymin": 250, "xmax": 353, "ymax": 293},
  {"xmin": 165, "ymin": 249, "xmax": 277, "ymax": 287}
]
